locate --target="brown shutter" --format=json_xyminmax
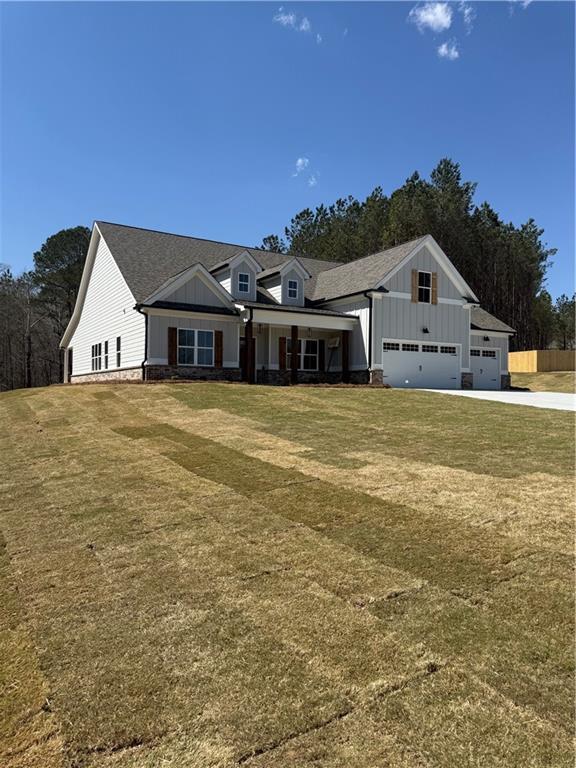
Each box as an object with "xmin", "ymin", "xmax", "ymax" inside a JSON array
[
  {"xmin": 318, "ymin": 339, "xmax": 326, "ymax": 372},
  {"xmin": 214, "ymin": 330, "xmax": 223, "ymax": 367},
  {"xmin": 168, "ymin": 327, "xmax": 177, "ymax": 365},
  {"xmin": 431, "ymin": 272, "xmax": 438, "ymax": 305},
  {"xmin": 279, "ymin": 336, "xmax": 287, "ymax": 370},
  {"xmin": 411, "ymin": 269, "xmax": 418, "ymax": 303}
]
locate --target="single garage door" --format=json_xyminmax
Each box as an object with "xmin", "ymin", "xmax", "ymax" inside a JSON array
[
  {"xmin": 470, "ymin": 348, "xmax": 500, "ymax": 390},
  {"xmin": 382, "ymin": 340, "xmax": 461, "ymax": 389}
]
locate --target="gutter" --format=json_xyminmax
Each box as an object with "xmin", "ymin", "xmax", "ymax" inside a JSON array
[{"xmin": 135, "ymin": 304, "xmax": 149, "ymax": 381}]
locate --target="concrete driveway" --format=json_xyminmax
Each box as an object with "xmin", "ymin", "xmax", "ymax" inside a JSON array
[{"xmin": 423, "ymin": 389, "xmax": 576, "ymax": 412}]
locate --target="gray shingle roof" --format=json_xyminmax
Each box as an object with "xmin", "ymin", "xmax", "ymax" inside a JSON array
[
  {"xmin": 471, "ymin": 306, "xmax": 514, "ymax": 333},
  {"xmin": 310, "ymin": 236, "xmax": 428, "ymax": 302},
  {"xmin": 96, "ymin": 221, "xmax": 342, "ymax": 303}
]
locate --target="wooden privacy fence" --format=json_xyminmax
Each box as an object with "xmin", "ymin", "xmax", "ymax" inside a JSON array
[{"xmin": 509, "ymin": 350, "xmax": 575, "ymax": 372}]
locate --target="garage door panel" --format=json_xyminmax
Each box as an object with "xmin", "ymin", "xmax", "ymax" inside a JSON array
[
  {"xmin": 471, "ymin": 348, "xmax": 500, "ymax": 390},
  {"xmin": 382, "ymin": 340, "xmax": 460, "ymax": 389}
]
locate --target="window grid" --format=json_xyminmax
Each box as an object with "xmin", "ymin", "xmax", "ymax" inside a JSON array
[
  {"xmin": 422, "ymin": 345, "xmax": 438, "ymax": 353},
  {"xmin": 116, "ymin": 336, "xmax": 121, "ymax": 367},
  {"xmin": 383, "ymin": 342, "xmax": 400, "ymax": 351},
  {"xmin": 287, "ymin": 279, "xmax": 298, "ymax": 300},
  {"xmin": 238, "ymin": 272, "xmax": 250, "ymax": 293},
  {"xmin": 482, "ymin": 350, "xmax": 497, "ymax": 358},
  {"xmin": 418, "ymin": 271, "xmax": 431, "ymax": 303},
  {"xmin": 440, "ymin": 346, "xmax": 457, "ymax": 355},
  {"xmin": 470, "ymin": 349, "xmax": 481, "ymax": 357},
  {"xmin": 286, "ymin": 338, "xmax": 319, "ymax": 371},
  {"xmin": 402, "ymin": 343, "xmax": 419, "ymax": 352},
  {"xmin": 91, "ymin": 343, "xmax": 102, "ymax": 371},
  {"xmin": 178, "ymin": 329, "xmax": 214, "ymax": 367}
]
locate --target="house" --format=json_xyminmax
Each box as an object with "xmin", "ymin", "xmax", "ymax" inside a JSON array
[{"xmin": 60, "ymin": 222, "xmax": 515, "ymax": 390}]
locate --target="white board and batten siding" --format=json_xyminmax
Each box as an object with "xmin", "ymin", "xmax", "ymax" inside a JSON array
[{"xmin": 67, "ymin": 235, "xmax": 145, "ymax": 376}]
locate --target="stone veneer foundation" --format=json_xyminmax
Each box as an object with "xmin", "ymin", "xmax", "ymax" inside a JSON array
[
  {"xmin": 144, "ymin": 366, "xmax": 242, "ymax": 382},
  {"xmin": 461, "ymin": 372, "xmax": 474, "ymax": 389},
  {"xmin": 500, "ymin": 373, "xmax": 511, "ymax": 390},
  {"xmin": 70, "ymin": 367, "xmax": 143, "ymax": 384}
]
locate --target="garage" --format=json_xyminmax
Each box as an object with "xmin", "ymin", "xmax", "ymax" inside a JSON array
[
  {"xmin": 470, "ymin": 348, "xmax": 500, "ymax": 390},
  {"xmin": 381, "ymin": 340, "xmax": 461, "ymax": 389}
]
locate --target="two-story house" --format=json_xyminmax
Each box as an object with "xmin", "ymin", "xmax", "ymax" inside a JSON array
[{"xmin": 60, "ymin": 222, "xmax": 514, "ymax": 390}]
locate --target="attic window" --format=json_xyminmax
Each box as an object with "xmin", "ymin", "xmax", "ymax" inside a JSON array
[
  {"xmin": 238, "ymin": 272, "xmax": 250, "ymax": 293},
  {"xmin": 287, "ymin": 279, "xmax": 298, "ymax": 300},
  {"xmin": 418, "ymin": 271, "xmax": 431, "ymax": 303}
]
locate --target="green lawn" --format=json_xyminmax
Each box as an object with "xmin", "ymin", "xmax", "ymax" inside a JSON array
[
  {"xmin": 511, "ymin": 370, "xmax": 575, "ymax": 392},
  {"xmin": 0, "ymin": 383, "xmax": 573, "ymax": 767}
]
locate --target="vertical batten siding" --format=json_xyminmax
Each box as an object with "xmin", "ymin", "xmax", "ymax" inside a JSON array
[
  {"xmin": 384, "ymin": 245, "xmax": 463, "ymax": 301},
  {"xmin": 470, "ymin": 333, "xmax": 509, "ymax": 372},
  {"xmin": 163, "ymin": 275, "xmax": 231, "ymax": 307},
  {"xmin": 147, "ymin": 315, "xmax": 241, "ymax": 367},
  {"xmin": 230, "ymin": 263, "xmax": 257, "ymax": 302},
  {"xmin": 281, "ymin": 269, "xmax": 304, "ymax": 306},
  {"xmin": 322, "ymin": 298, "xmax": 369, "ymax": 370},
  {"xmin": 68, "ymin": 236, "xmax": 145, "ymax": 376},
  {"xmin": 375, "ymin": 296, "xmax": 470, "ymax": 366}
]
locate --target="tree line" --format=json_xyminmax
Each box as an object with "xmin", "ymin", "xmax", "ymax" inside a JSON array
[
  {"xmin": 0, "ymin": 159, "xmax": 573, "ymax": 391},
  {"xmin": 262, "ymin": 158, "xmax": 574, "ymax": 352}
]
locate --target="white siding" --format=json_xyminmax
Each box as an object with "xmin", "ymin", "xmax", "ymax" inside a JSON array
[
  {"xmin": 384, "ymin": 245, "xmax": 463, "ymax": 301},
  {"xmin": 216, "ymin": 269, "xmax": 232, "ymax": 295},
  {"xmin": 67, "ymin": 235, "xmax": 145, "ymax": 376}
]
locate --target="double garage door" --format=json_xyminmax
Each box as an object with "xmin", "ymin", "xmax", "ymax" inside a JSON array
[{"xmin": 382, "ymin": 340, "xmax": 460, "ymax": 389}]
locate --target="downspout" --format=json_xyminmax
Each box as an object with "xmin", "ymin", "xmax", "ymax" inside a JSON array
[{"xmin": 135, "ymin": 304, "xmax": 148, "ymax": 382}]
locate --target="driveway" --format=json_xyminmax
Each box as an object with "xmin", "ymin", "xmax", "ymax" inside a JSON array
[{"xmin": 423, "ymin": 389, "xmax": 576, "ymax": 412}]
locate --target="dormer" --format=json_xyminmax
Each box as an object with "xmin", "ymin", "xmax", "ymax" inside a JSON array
[
  {"xmin": 211, "ymin": 250, "xmax": 262, "ymax": 302},
  {"xmin": 257, "ymin": 258, "xmax": 311, "ymax": 307}
]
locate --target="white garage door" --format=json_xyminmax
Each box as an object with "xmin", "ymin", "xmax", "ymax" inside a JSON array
[
  {"xmin": 470, "ymin": 348, "xmax": 500, "ymax": 390},
  {"xmin": 381, "ymin": 340, "xmax": 461, "ymax": 389}
]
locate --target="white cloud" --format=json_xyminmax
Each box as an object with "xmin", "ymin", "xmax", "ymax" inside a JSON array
[
  {"xmin": 437, "ymin": 40, "xmax": 460, "ymax": 60},
  {"xmin": 343, "ymin": 27, "xmax": 348, "ymax": 37},
  {"xmin": 299, "ymin": 16, "xmax": 311, "ymax": 33},
  {"xmin": 408, "ymin": 2, "xmax": 452, "ymax": 33},
  {"xmin": 458, "ymin": 1, "xmax": 475, "ymax": 33},
  {"xmin": 316, "ymin": 33, "xmax": 323, "ymax": 44},
  {"xmin": 293, "ymin": 157, "xmax": 310, "ymax": 176},
  {"xmin": 308, "ymin": 174, "xmax": 318, "ymax": 188},
  {"xmin": 273, "ymin": 8, "xmax": 297, "ymax": 28}
]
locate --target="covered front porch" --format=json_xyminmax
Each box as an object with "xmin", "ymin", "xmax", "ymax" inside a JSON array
[{"xmin": 237, "ymin": 304, "xmax": 359, "ymax": 385}]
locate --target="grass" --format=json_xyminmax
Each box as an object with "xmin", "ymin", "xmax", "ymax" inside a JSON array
[
  {"xmin": 511, "ymin": 370, "xmax": 575, "ymax": 392},
  {"xmin": 0, "ymin": 382, "xmax": 573, "ymax": 767}
]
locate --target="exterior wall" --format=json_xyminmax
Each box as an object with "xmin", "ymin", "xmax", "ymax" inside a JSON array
[
  {"xmin": 267, "ymin": 326, "xmax": 342, "ymax": 371},
  {"xmin": 322, "ymin": 297, "xmax": 370, "ymax": 370},
  {"xmin": 163, "ymin": 274, "xmax": 231, "ymax": 308},
  {"xmin": 70, "ymin": 367, "xmax": 143, "ymax": 383},
  {"xmin": 230, "ymin": 261, "xmax": 257, "ymax": 302},
  {"xmin": 67, "ymin": 235, "xmax": 145, "ymax": 376},
  {"xmin": 147, "ymin": 314, "xmax": 241, "ymax": 367},
  {"xmin": 383, "ymin": 245, "xmax": 462, "ymax": 301},
  {"xmin": 372, "ymin": 295, "xmax": 470, "ymax": 369},
  {"xmin": 508, "ymin": 349, "xmax": 574, "ymax": 372},
  {"xmin": 470, "ymin": 333, "xmax": 509, "ymax": 373}
]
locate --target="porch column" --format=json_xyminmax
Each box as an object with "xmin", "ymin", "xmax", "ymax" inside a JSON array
[
  {"xmin": 342, "ymin": 330, "xmax": 350, "ymax": 383},
  {"xmin": 245, "ymin": 317, "xmax": 255, "ymax": 384},
  {"xmin": 290, "ymin": 325, "xmax": 299, "ymax": 385}
]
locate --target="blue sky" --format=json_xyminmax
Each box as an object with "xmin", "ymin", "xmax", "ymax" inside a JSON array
[{"xmin": 1, "ymin": 1, "xmax": 573, "ymax": 298}]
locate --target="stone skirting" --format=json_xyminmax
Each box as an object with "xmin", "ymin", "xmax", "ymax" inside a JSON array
[
  {"xmin": 256, "ymin": 369, "xmax": 371, "ymax": 385},
  {"xmin": 461, "ymin": 372, "xmax": 474, "ymax": 389},
  {"xmin": 369, "ymin": 369, "xmax": 384, "ymax": 385},
  {"xmin": 70, "ymin": 367, "xmax": 143, "ymax": 383},
  {"xmin": 500, "ymin": 373, "xmax": 511, "ymax": 390},
  {"xmin": 144, "ymin": 365, "xmax": 242, "ymax": 382}
]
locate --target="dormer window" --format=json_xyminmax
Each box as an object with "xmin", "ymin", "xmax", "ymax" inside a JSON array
[
  {"xmin": 238, "ymin": 272, "xmax": 250, "ymax": 294},
  {"xmin": 418, "ymin": 271, "xmax": 431, "ymax": 303},
  {"xmin": 287, "ymin": 279, "xmax": 298, "ymax": 300}
]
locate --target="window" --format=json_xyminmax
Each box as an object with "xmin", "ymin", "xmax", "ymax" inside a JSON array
[
  {"xmin": 418, "ymin": 271, "xmax": 431, "ymax": 303},
  {"xmin": 422, "ymin": 344, "xmax": 438, "ymax": 353},
  {"xmin": 470, "ymin": 349, "xmax": 481, "ymax": 357},
  {"xmin": 178, "ymin": 329, "xmax": 214, "ymax": 366},
  {"xmin": 286, "ymin": 338, "xmax": 318, "ymax": 371},
  {"xmin": 91, "ymin": 343, "xmax": 102, "ymax": 371},
  {"xmin": 116, "ymin": 336, "xmax": 121, "ymax": 367},
  {"xmin": 482, "ymin": 349, "xmax": 497, "ymax": 358},
  {"xmin": 383, "ymin": 342, "xmax": 400, "ymax": 351},
  {"xmin": 238, "ymin": 272, "xmax": 250, "ymax": 294},
  {"xmin": 440, "ymin": 346, "xmax": 457, "ymax": 355},
  {"xmin": 104, "ymin": 340, "xmax": 109, "ymax": 369},
  {"xmin": 402, "ymin": 343, "xmax": 419, "ymax": 352},
  {"xmin": 287, "ymin": 279, "xmax": 299, "ymax": 300}
]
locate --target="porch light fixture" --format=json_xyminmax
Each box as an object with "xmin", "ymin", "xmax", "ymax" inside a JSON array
[
  {"xmin": 257, "ymin": 324, "xmax": 263, "ymax": 335},
  {"xmin": 483, "ymin": 336, "xmax": 490, "ymax": 341},
  {"xmin": 422, "ymin": 327, "xmax": 429, "ymax": 334}
]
